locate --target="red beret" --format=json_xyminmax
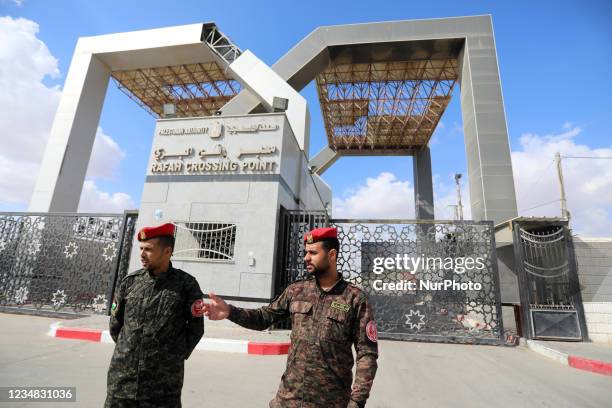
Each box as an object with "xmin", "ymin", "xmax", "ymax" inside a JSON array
[
  {"xmin": 138, "ymin": 223, "xmax": 175, "ymax": 241},
  {"xmin": 304, "ymin": 227, "xmax": 337, "ymax": 244}
]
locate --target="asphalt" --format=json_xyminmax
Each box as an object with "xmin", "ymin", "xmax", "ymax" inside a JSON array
[
  {"xmin": 1, "ymin": 313, "xmax": 611, "ymax": 408},
  {"xmin": 59, "ymin": 315, "xmax": 612, "ymax": 369}
]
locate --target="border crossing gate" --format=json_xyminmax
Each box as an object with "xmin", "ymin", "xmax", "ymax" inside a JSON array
[{"xmin": 275, "ymin": 209, "xmax": 505, "ymax": 345}]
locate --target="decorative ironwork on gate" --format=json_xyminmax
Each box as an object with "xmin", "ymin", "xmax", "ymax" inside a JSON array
[
  {"xmin": 275, "ymin": 211, "xmax": 504, "ymax": 344},
  {"xmin": 274, "ymin": 208, "xmax": 328, "ymax": 293},
  {"xmin": 0, "ymin": 211, "xmax": 138, "ymax": 316},
  {"xmin": 512, "ymin": 220, "xmax": 588, "ymax": 340}
]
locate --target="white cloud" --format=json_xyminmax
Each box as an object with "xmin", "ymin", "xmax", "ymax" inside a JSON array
[
  {"xmin": 0, "ymin": 16, "xmax": 134, "ymax": 211},
  {"xmin": 333, "ymin": 172, "xmax": 414, "ymax": 219},
  {"xmin": 450, "ymin": 121, "xmax": 463, "ymax": 135},
  {"xmin": 78, "ymin": 180, "xmax": 136, "ymax": 213},
  {"xmin": 0, "ymin": 154, "xmax": 40, "ymax": 204},
  {"xmin": 0, "ymin": 17, "xmax": 60, "ymax": 163},
  {"xmin": 87, "ymin": 127, "xmax": 126, "ymax": 179},
  {"xmin": 332, "ymin": 171, "xmax": 470, "ymax": 221},
  {"xmin": 332, "ymin": 123, "xmax": 611, "ymax": 237},
  {"xmin": 512, "ymin": 124, "xmax": 612, "ymax": 237}
]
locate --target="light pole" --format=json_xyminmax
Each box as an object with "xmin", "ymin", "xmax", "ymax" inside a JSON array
[
  {"xmin": 454, "ymin": 173, "xmax": 464, "ymax": 221},
  {"xmin": 555, "ymin": 152, "xmax": 570, "ymax": 221}
]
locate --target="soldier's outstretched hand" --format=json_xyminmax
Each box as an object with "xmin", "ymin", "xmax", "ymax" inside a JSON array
[{"xmin": 204, "ymin": 292, "xmax": 230, "ymax": 320}]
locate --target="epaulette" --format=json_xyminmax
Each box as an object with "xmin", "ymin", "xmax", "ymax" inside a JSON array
[
  {"xmin": 123, "ymin": 269, "xmax": 145, "ymax": 280},
  {"xmin": 287, "ymin": 273, "xmax": 313, "ymax": 283},
  {"xmin": 275, "ymin": 276, "xmax": 312, "ymax": 296},
  {"xmin": 347, "ymin": 281, "xmax": 366, "ymax": 294},
  {"xmin": 293, "ymin": 275, "xmax": 316, "ymax": 286}
]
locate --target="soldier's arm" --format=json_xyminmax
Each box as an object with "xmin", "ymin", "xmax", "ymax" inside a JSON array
[
  {"xmin": 349, "ymin": 294, "xmax": 379, "ymax": 408},
  {"xmin": 184, "ymin": 276, "xmax": 205, "ymax": 359},
  {"xmin": 109, "ymin": 277, "xmax": 128, "ymax": 342},
  {"xmin": 227, "ymin": 287, "xmax": 291, "ymax": 331}
]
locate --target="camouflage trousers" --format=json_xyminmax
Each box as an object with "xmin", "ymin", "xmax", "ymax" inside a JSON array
[{"xmin": 104, "ymin": 395, "xmax": 181, "ymax": 408}]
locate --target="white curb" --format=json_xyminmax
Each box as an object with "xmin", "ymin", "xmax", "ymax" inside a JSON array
[
  {"xmin": 47, "ymin": 321, "xmax": 289, "ymax": 355},
  {"xmin": 526, "ymin": 339, "xmax": 569, "ymax": 366},
  {"xmin": 195, "ymin": 338, "xmax": 249, "ymax": 354}
]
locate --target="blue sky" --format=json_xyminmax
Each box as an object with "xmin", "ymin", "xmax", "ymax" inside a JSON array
[{"xmin": 1, "ymin": 0, "xmax": 611, "ymax": 235}]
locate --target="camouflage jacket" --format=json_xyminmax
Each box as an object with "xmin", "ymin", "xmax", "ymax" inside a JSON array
[
  {"xmin": 228, "ymin": 275, "xmax": 378, "ymax": 408},
  {"xmin": 107, "ymin": 263, "xmax": 204, "ymax": 400}
]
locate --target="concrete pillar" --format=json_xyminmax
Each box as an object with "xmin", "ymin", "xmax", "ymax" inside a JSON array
[
  {"xmin": 227, "ymin": 50, "xmax": 310, "ymax": 155},
  {"xmin": 458, "ymin": 32, "xmax": 518, "ymax": 224},
  {"xmin": 308, "ymin": 146, "xmax": 340, "ymax": 175},
  {"xmin": 29, "ymin": 45, "xmax": 110, "ymax": 212},
  {"xmin": 413, "ymin": 146, "xmax": 434, "ymax": 220}
]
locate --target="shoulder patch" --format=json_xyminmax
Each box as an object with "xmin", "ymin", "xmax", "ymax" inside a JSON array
[
  {"xmin": 366, "ymin": 320, "xmax": 378, "ymax": 343},
  {"xmin": 191, "ymin": 299, "xmax": 204, "ymax": 317}
]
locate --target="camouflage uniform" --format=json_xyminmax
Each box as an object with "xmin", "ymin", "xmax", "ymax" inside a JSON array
[
  {"xmin": 105, "ymin": 263, "xmax": 204, "ymax": 408},
  {"xmin": 229, "ymin": 274, "xmax": 378, "ymax": 408}
]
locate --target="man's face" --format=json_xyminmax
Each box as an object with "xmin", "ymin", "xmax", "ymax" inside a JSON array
[
  {"xmin": 304, "ymin": 242, "xmax": 335, "ymax": 276},
  {"xmin": 139, "ymin": 238, "xmax": 171, "ymax": 270}
]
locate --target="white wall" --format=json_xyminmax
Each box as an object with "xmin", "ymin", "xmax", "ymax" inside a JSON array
[
  {"xmin": 128, "ymin": 113, "xmax": 329, "ymax": 310},
  {"xmin": 574, "ymin": 237, "xmax": 612, "ymax": 344}
]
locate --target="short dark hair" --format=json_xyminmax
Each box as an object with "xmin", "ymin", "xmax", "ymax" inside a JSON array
[
  {"xmin": 319, "ymin": 238, "xmax": 339, "ymax": 254},
  {"xmin": 155, "ymin": 235, "xmax": 175, "ymax": 251}
]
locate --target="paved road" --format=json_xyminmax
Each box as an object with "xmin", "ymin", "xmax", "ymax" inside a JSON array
[{"xmin": 1, "ymin": 313, "xmax": 610, "ymax": 407}]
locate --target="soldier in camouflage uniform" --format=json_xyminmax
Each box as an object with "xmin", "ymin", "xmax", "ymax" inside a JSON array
[
  {"xmin": 105, "ymin": 223, "xmax": 205, "ymax": 408},
  {"xmin": 205, "ymin": 227, "xmax": 378, "ymax": 408}
]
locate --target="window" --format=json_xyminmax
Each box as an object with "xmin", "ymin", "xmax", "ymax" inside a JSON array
[{"xmin": 173, "ymin": 222, "xmax": 237, "ymax": 262}]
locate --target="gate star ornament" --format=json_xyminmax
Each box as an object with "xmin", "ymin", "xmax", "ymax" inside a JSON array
[
  {"xmin": 64, "ymin": 242, "xmax": 79, "ymax": 259},
  {"xmin": 102, "ymin": 243, "xmax": 118, "ymax": 262},
  {"xmin": 14, "ymin": 286, "xmax": 29, "ymax": 304},
  {"xmin": 92, "ymin": 294, "xmax": 107, "ymax": 314},
  {"xmin": 27, "ymin": 239, "xmax": 41, "ymax": 256},
  {"xmin": 52, "ymin": 289, "xmax": 66, "ymax": 308},
  {"xmin": 405, "ymin": 309, "xmax": 426, "ymax": 330}
]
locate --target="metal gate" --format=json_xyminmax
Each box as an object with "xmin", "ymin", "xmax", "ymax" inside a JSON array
[
  {"xmin": 274, "ymin": 207, "xmax": 328, "ymax": 295},
  {"xmin": 0, "ymin": 211, "xmax": 138, "ymax": 316},
  {"xmin": 275, "ymin": 211, "xmax": 505, "ymax": 344},
  {"xmin": 512, "ymin": 220, "xmax": 588, "ymax": 340}
]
